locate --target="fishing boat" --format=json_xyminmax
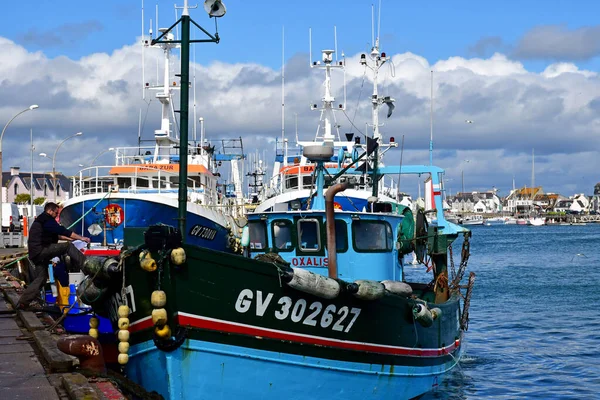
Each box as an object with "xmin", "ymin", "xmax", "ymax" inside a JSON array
[
  {"xmin": 71, "ymin": 2, "xmax": 475, "ymax": 399},
  {"xmin": 59, "ymin": 13, "xmax": 245, "ymax": 254},
  {"xmin": 253, "ymin": 32, "xmax": 411, "ymax": 214}
]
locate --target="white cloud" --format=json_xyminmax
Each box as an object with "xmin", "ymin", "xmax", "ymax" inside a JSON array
[{"xmin": 1, "ymin": 37, "xmax": 599, "ymax": 198}]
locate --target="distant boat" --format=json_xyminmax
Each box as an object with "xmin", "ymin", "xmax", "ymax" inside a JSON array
[
  {"xmin": 504, "ymin": 217, "xmax": 518, "ymax": 225},
  {"xmin": 527, "ymin": 217, "xmax": 546, "ymax": 226},
  {"xmin": 460, "ymin": 214, "xmax": 484, "ymax": 226},
  {"xmin": 485, "ymin": 216, "xmax": 505, "ymax": 225}
]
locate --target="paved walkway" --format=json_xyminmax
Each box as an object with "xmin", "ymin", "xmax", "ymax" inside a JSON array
[{"xmin": 0, "ymin": 295, "xmax": 59, "ymax": 399}]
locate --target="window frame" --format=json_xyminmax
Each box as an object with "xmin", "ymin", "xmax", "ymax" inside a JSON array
[
  {"xmin": 248, "ymin": 220, "xmax": 269, "ymax": 252},
  {"xmin": 351, "ymin": 219, "xmax": 393, "ymax": 253},
  {"xmin": 271, "ymin": 219, "xmax": 295, "ymax": 252}
]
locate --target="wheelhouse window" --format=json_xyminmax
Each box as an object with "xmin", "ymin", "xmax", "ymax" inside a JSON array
[
  {"xmin": 285, "ymin": 176, "xmax": 298, "ymax": 190},
  {"xmin": 326, "ymin": 219, "xmax": 348, "ymax": 252},
  {"xmin": 352, "ymin": 220, "xmax": 392, "ymax": 252},
  {"xmin": 302, "ymin": 175, "xmax": 314, "ymax": 189},
  {"xmin": 248, "ymin": 220, "xmax": 268, "ymax": 251},
  {"xmin": 297, "ymin": 219, "xmax": 321, "ymax": 252},
  {"xmin": 272, "ymin": 220, "xmax": 294, "ymax": 251}
]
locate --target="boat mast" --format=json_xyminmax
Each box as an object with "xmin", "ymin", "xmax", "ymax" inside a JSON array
[
  {"xmin": 361, "ymin": 2, "xmax": 392, "ymax": 197},
  {"xmin": 151, "ymin": 0, "xmax": 223, "ymax": 239}
]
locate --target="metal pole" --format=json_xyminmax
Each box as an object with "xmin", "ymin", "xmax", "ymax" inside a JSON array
[
  {"xmin": 30, "ymin": 128, "xmax": 34, "ymax": 221},
  {"xmin": 0, "ymin": 105, "xmax": 38, "ymax": 233},
  {"xmin": 177, "ymin": 10, "xmax": 191, "ymax": 238},
  {"xmin": 52, "ymin": 132, "xmax": 83, "ymax": 202}
]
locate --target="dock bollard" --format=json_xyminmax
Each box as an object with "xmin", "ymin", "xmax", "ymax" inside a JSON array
[{"xmin": 57, "ymin": 335, "xmax": 106, "ymax": 374}]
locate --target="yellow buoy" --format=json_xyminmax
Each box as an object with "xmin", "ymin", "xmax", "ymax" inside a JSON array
[
  {"xmin": 118, "ymin": 353, "xmax": 129, "ymax": 365},
  {"xmin": 118, "ymin": 341, "xmax": 130, "ymax": 354},
  {"xmin": 118, "ymin": 305, "xmax": 130, "ymax": 318},
  {"xmin": 118, "ymin": 329, "xmax": 130, "ymax": 342},
  {"xmin": 152, "ymin": 308, "xmax": 168, "ymax": 326},
  {"xmin": 139, "ymin": 249, "xmax": 150, "ymax": 262},
  {"xmin": 154, "ymin": 324, "xmax": 171, "ymax": 339},
  {"xmin": 171, "ymin": 247, "xmax": 186, "ymax": 265},
  {"xmin": 140, "ymin": 257, "xmax": 157, "ymax": 272},
  {"xmin": 118, "ymin": 317, "xmax": 130, "ymax": 330},
  {"xmin": 89, "ymin": 317, "xmax": 99, "ymax": 329},
  {"xmin": 88, "ymin": 328, "xmax": 99, "ymax": 339},
  {"xmin": 151, "ymin": 290, "xmax": 167, "ymax": 307}
]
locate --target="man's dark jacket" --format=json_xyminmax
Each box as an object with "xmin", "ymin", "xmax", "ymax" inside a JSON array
[{"xmin": 28, "ymin": 212, "xmax": 73, "ymax": 262}]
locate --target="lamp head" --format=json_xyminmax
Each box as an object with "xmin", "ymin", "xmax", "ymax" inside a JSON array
[
  {"xmin": 75, "ymin": 132, "xmax": 83, "ymax": 136},
  {"xmin": 29, "ymin": 105, "xmax": 39, "ymax": 110},
  {"xmin": 39, "ymin": 152, "xmax": 47, "ymax": 157}
]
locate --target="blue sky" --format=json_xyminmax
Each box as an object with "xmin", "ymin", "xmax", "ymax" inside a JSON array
[{"xmin": 1, "ymin": 0, "xmax": 600, "ymax": 199}]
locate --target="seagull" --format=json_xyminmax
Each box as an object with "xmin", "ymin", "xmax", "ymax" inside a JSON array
[
  {"xmin": 465, "ymin": 120, "xmax": 474, "ymax": 124},
  {"xmin": 571, "ymin": 253, "xmax": 587, "ymax": 262}
]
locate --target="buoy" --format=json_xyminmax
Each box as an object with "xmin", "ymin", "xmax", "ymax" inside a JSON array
[
  {"xmin": 241, "ymin": 225, "xmax": 250, "ymax": 247},
  {"xmin": 170, "ymin": 248, "xmax": 186, "ymax": 265},
  {"xmin": 77, "ymin": 280, "xmax": 106, "ymax": 305},
  {"xmin": 82, "ymin": 257, "xmax": 103, "ymax": 276},
  {"xmin": 431, "ymin": 308, "xmax": 442, "ymax": 320},
  {"xmin": 118, "ymin": 318, "xmax": 130, "ymax": 330},
  {"xmin": 152, "ymin": 308, "xmax": 168, "ymax": 326},
  {"xmin": 118, "ymin": 341, "xmax": 129, "ymax": 354},
  {"xmin": 381, "ymin": 280, "xmax": 413, "ymax": 297},
  {"xmin": 413, "ymin": 303, "xmax": 434, "ymax": 327},
  {"xmin": 118, "ymin": 305, "xmax": 130, "ymax": 318},
  {"xmin": 155, "ymin": 324, "xmax": 171, "ymax": 338},
  {"xmin": 89, "ymin": 317, "xmax": 99, "ymax": 329},
  {"xmin": 118, "ymin": 353, "xmax": 129, "ymax": 365},
  {"xmin": 88, "ymin": 328, "xmax": 99, "ymax": 339},
  {"xmin": 140, "ymin": 257, "xmax": 157, "ymax": 272},
  {"xmin": 151, "ymin": 290, "xmax": 167, "ymax": 307},
  {"xmin": 139, "ymin": 250, "xmax": 150, "ymax": 262},
  {"xmin": 286, "ymin": 268, "xmax": 340, "ymax": 299},
  {"xmin": 353, "ymin": 280, "xmax": 386, "ymax": 300},
  {"xmin": 118, "ymin": 329, "xmax": 130, "ymax": 342}
]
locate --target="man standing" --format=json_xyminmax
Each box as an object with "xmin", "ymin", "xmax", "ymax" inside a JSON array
[{"xmin": 17, "ymin": 202, "xmax": 90, "ymax": 309}]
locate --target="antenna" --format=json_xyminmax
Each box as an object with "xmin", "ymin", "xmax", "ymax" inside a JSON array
[
  {"xmin": 334, "ymin": 26, "xmax": 338, "ymax": 62},
  {"xmin": 142, "ymin": 0, "xmax": 145, "ymax": 100},
  {"xmin": 282, "ymin": 26, "xmax": 285, "ymax": 144},
  {"xmin": 430, "ymin": 70, "xmax": 434, "ymax": 165},
  {"xmin": 309, "ymin": 28, "xmax": 312, "ymax": 68},
  {"xmin": 377, "ymin": 0, "xmax": 382, "ymax": 46},
  {"xmin": 371, "ymin": 4, "xmax": 374, "ymax": 48}
]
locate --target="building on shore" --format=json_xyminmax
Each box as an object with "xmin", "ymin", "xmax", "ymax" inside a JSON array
[{"xmin": 2, "ymin": 167, "xmax": 72, "ymax": 204}]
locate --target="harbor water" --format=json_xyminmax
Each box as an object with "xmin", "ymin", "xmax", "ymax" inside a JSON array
[{"xmin": 406, "ymin": 224, "xmax": 600, "ymax": 399}]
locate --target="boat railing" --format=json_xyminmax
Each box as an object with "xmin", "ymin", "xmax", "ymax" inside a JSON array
[
  {"xmin": 71, "ymin": 165, "xmax": 216, "ymax": 202},
  {"xmin": 111, "ymin": 145, "xmax": 212, "ymax": 166},
  {"xmin": 262, "ymin": 166, "xmax": 400, "ymax": 199}
]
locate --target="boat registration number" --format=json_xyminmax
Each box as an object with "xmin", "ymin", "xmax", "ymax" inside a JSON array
[{"xmin": 234, "ymin": 289, "xmax": 361, "ymax": 333}]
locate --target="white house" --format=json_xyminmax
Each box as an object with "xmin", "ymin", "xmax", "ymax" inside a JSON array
[{"xmin": 2, "ymin": 167, "xmax": 71, "ymax": 204}]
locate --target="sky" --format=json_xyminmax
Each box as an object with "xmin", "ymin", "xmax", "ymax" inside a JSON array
[{"xmin": 1, "ymin": 0, "xmax": 600, "ymax": 200}]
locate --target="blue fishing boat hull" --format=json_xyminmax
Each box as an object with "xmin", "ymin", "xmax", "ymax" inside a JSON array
[
  {"xmin": 60, "ymin": 197, "xmax": 233, "ymax": 252},
  {"xmin": 126, "ymin": 337, "xmax": 459, "ymax": 400}
]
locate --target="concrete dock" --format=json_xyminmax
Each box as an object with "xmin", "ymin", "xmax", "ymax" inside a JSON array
[{"xmin": 0, "ymin": 248, "xmax": 136, "ymax": 400}]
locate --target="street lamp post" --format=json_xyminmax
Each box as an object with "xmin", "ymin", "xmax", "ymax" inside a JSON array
[
  {"xmin": 0, "ymin": 104, "xmax": 39, "ymax": 233},
  {"xmin": 40, "ymin": 132, "xmax": 83, "ymax": 202},
  {"xmin": 90, "ymin": 147, "xmax": 115, "ymax": 167}
]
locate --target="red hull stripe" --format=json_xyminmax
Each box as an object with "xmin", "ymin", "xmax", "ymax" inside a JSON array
[
  {"xmin": 83, "ymin": 249, "xmax": 121, "ymax": 256},
  {"xmin": 155, "ymin": 312, "xmax": 458, "ymax": 357}
]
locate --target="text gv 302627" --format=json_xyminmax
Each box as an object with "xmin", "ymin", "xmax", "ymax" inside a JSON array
[{"xmin": 234, "ymin": 289, "xmax": 361, "ymax": 333}]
